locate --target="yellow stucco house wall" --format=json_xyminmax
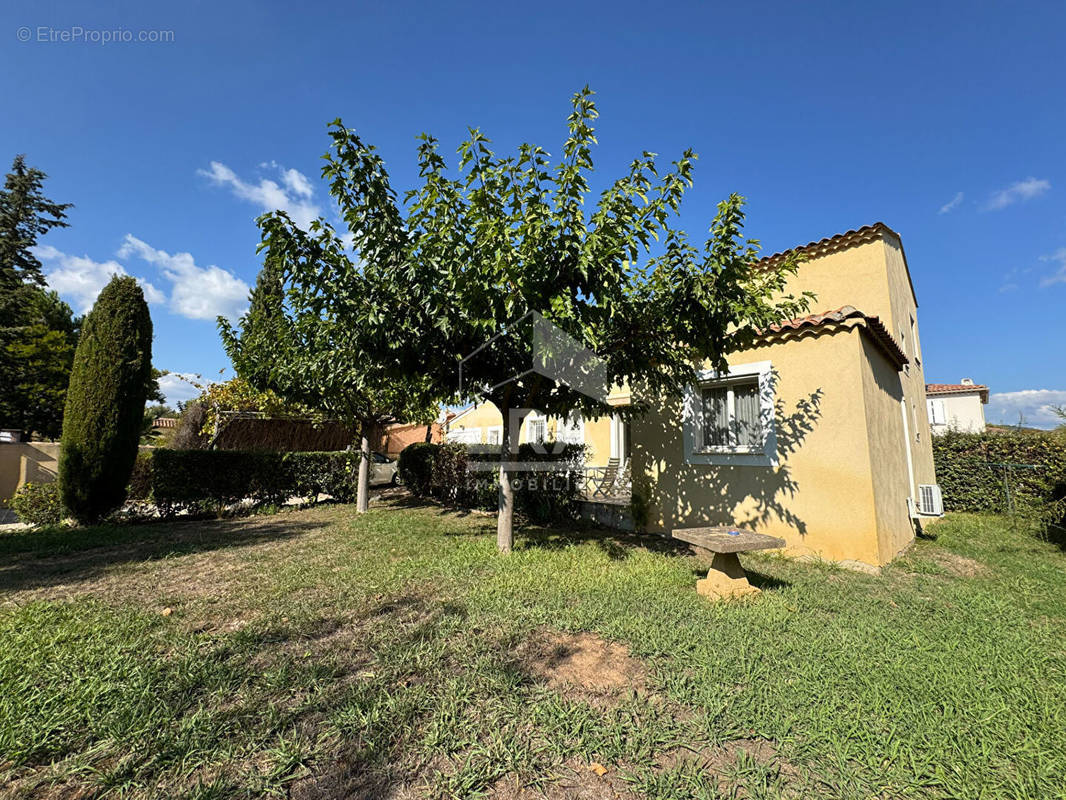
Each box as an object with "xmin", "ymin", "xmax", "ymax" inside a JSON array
[
  {"xmin": 444, "ymin": 224, "xmax": 936, "ymax": 568},
  {"xmin": 634, "ymin": 224, "xmax": 936, "ymax": 567}
]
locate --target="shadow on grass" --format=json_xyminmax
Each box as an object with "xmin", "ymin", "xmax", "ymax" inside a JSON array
[{"xmin": 0, "ymin": 516, "xmax": 329, "ymax": 594}]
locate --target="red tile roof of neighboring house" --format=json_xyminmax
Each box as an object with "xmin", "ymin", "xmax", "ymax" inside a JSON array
[
  {"xmin": 926, "ymin": 383, "xmax": 990, "ymax": 403},
  {"xmin": 757, "ymin": 305, "xmax": 909, "ymax": 370}
]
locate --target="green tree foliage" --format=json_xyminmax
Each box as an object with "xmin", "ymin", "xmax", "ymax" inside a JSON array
[
  {"xmin": 59, "ymin": 276, "xmax": 153, "ymax": 523},
  {"xmin": 0, "ymin": 156, "xmax": 76, "ymax": 436},
  {"xmin": 0, "ymin": 287, "xmax": 79, "ymax": 438},
  {"xmin": 219, "ymin": 212, "xmax": 438, "ymax": 512},
  {"xmin": 313, "ymin": 87, "xmax": 812, "ymax": 550}
]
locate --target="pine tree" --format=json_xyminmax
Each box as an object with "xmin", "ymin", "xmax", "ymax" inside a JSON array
[
  {"xmin": 59, "ymin": 276, "xmax": 153, "ymax": 524},
  {"xmin": 0, "ymin": 156, "xmax": 74, "ymax": 434},
  {"xmin": 0, "ymin": 155, "xmax": 73, "ymax": 322}
]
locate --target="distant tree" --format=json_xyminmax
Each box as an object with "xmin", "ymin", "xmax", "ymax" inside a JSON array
[
  {"xmin": 0, "ymin": 155, "xmax": 73, "ymax": 323},
  {"xmin": 59, "ymin": 276, "xmax": 153, "ymax": 524},
  {"xmin": 315, "ymin": 88, "xmax": 811, "ymax": 551},
  {"xmin": 0, "ymin": 287, "xmax": 79, "ymax": 438},
  {"xmin": 0, "ymin": 156, "xmax": 74, "ymax": 434}
]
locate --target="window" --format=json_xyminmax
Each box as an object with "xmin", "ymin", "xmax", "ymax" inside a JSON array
[
  {"xmin": 927, "ymin": 398, "xmax": 946, "ymax": 426},
  {"xmin": 699, "ymin": 377, "xmax": 763, "ymax": 451},
  {"xmin": 684, "ymin": 361, "xmax": 776, "ymax": 467},
  {"xmin": 910, "ymin": 315, "xmax": 921, "ymax": 365},
  {"xmin": 486, "ymin": 426, "xmax": 502, "ymax": 446},
  {"xmin": 527, "ymin": 417, "xmax": 546, "ymax": 444}
]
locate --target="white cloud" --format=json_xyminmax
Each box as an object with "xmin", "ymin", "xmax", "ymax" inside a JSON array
[
  {"xmin": 1039, "ymin": 248, "xmax": 1066, "ymax": 287},
  {"xmin": 984, "ymin": 177, "xmax": 1051, "ymax": 211},
  {"xmin": 198, "ymin": 160, "xmax": 321, "ymax": 229},
  {"xmin": 36, "ymin": 244, "xmax": 165, "ymax": 313},
  {"xmin": 986, "ymin": 389, "xmax": 1066, "ymax": 429},
  {"xmin": 118, "ymin": 235, "xmax": 250, "ymax": 321},
  {"xmin": 938, "ymin": 191, "xmax": 964, "ymax": 214},
  {"xmin": 157, "ymin": 372, "xmax": 203, "ymax": 405}
]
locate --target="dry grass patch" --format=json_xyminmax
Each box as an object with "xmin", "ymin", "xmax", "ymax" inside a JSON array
[{"xmin": 516, "ymin": 629, "xmax": 648, "ymax": 701}]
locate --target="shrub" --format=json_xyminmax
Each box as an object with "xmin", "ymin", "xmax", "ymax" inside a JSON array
[
  {"xmin": 133, "ymin": 449, "xmax": 362, "ymax": 517},
  {"xmin": 59, "ymin": 276, "xmax": 153, "ymax": 523},
  {"xmin": 933, "ymin": 430, "xmax": 1066, "ymax": 526},
  {"xmin": 401, "ymin": 440, "xmax": 586, "ymax": 524},
  {"xmin": 8, "ymin": 482, "xmax": 63, "ymax": 527},
  {"xmin": 398, "ymin": 442, "xmax": 437, "ymax": 497}
]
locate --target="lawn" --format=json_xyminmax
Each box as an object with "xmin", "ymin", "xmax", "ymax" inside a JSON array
[{"xmin": 1, "ymin": 500, "xmax": 1064, "ymax": 799}]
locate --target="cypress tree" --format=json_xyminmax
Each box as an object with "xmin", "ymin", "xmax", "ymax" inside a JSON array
[{"xmin": 59, "ymin": 276, "xmax": 153, "ymax": 523}]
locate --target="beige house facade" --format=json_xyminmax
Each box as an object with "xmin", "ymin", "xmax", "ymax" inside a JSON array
[{"xmin": 448, "ymin": 224, "xmax": 939, "ymax": 568}]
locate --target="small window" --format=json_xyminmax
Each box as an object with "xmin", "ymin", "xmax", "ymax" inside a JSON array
[
  {"xmin": 528, "ymin": 418, "xmax": 546, "ymax": 444},
  {"xmin": 486, "ymin": 427, "xmax": 502, "ymax": 446},
  {"xmin": 927, "ymin": 398, "xmax": 946, "ymax": 426},
  {"xmin": 910, "ymin": 315, "xmax": 920, "ymax": 365},
  {"xmin": 698, "ymin": 376, "xmax": 763, "ymax": 452}
]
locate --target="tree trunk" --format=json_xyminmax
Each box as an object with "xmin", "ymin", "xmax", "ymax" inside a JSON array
[
  {"xmin": 496, "ymin": 406, "xmax": 527, "ymax": 553},
  {"xmin": 357, "ymin": 431, "xmax": 371, "ymax": 513}
]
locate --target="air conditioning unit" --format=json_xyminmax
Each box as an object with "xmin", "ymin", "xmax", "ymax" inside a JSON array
[{"xmin": 916, "ymin": 484, "xmax": 944, "ymax": 517}]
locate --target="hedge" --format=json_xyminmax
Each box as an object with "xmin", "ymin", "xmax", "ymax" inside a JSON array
[
  {"xmin": 128, "ymin": 449, "xmax": 361, "ymax": 516},
  {"xmin": 398, "ymin": 441, "xmax": 587, "ymax": 524},
  {"xmin": 932, "ymin": 429, "xmax": 1066, "ymax": 522}
]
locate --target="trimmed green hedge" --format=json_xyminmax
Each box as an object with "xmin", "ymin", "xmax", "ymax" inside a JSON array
[
  {"xmin": 128, "ymin": 449, "xmax": 361, "ymax": 516},
  {"xmin": 932, "ymin": 430, "xmax": 1066, "ymax": 521},
  {"xmin": 398, "ymin": 441, "xmax": 587, "ymax": 524}
]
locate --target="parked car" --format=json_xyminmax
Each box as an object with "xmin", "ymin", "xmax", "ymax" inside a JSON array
[{"xmin": 370, "ymin": 451, "xmax": 400, "ymax": 486}]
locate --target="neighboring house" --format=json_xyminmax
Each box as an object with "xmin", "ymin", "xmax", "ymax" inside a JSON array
[
  {"xmin": 445, "ymin": 389, "xmax": 631, "ymax": 469},
  {"xmin": 926, "ymin": 380, "xmax": 989, "ymax": 434},
  {"xmin": 452, "ymin": 223, "xmax": 940, "ymax": 568}
]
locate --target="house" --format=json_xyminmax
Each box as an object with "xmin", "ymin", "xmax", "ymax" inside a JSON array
[
  {"xmin": 445, "ymin": 389, "xmax": 631, "ymax": 470},
  {"xmin": 452, "ymin": 223, "xmax": 940, "ymax": 568},
  {"xmin": 926, "ymin": 380, "xmax": 989, "ymax": 434}
]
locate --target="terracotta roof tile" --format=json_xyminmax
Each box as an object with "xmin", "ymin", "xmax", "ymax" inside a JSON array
[
  {"xmin": 756, "ymin": 305, "xmax": 909, "ymax": 370},
  {"xmin": 758, "ymin": 223, "xmax": 900, "ymax": 267},
  {"xmin": 926, "ymin": 383, "xmax": 989, "ymax": 403}
]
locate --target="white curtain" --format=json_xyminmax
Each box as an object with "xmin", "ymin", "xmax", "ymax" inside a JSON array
[{"xmin": 733, "ymin": 382, "xmax": 761, "ymax": 447}]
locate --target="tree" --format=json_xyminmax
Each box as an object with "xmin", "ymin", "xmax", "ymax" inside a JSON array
[
  {"xmin": 0, "ymin": 156, "xmax": 75, "ymax": 435},
  {"xmin": 316, "ymin": 87, "xmax": 812, "ymax": 551},
  {"xmin": 0, "ymin": 287, "xmax": 79, "ymax": 438},
  {"xmin": 59, "ymin": 276, "xmax": 153, "ymax": 523},
  {"xmin": 220, "ymin": 242, "xmax": 437, "ymax": 512},
  {"xmin": 0, "ymin": 155, "xmax": 73, "ymax": 324}
]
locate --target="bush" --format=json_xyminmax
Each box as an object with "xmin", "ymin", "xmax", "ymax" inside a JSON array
[
  {"xmin": 933, "ymin": 430, "xmax": 1066, "ymax": 526},
  {"xmin": 8, "ymin": 482, "xmax": 64, "ymax": 527},
  {"xmin": 131, "ymin": 449, "xmax": 362, "ymax": 517},
  {"xmin": 401, "ymin": 440, "xmax": 586, "ymax": 524},
  {"xmin": 398, "ymin": 442, "xmax": 437, "ymax": 497},
  {"xmin": 59, "ymin": 276, "xmax": 153, "ymax": 523}
]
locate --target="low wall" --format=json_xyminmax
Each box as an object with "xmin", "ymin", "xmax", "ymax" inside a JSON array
[{"xmin": 0, "ymin": 442, "xmax": 62, "ymax": 502}]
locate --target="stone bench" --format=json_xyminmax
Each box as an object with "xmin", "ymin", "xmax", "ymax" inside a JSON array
[{"xmin": 671, "ymin": 526, "xmax": 785, "ymax": 599}]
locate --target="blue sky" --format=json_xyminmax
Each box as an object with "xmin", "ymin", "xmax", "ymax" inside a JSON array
[{"xmin": 3, "ymin": 0, "xmax": 1064, "ymax": 425}]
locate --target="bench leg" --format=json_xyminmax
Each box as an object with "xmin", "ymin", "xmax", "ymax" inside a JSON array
[{"xmin": 696, "ymin": 552, "xmax": 761, "ymax": 600}]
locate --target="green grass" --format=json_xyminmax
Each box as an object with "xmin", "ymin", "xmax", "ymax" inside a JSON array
[{"xmin": 1, "ymin": 503, "xmax": 1064, "ymax": 799}]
